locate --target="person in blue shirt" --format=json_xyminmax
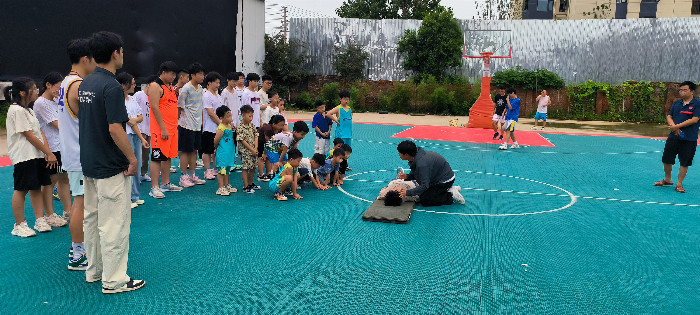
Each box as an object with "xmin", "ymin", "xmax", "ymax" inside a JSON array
[
  {"xmin": 655, "ymin": 81, "xmax": 700, "ymax": 193},
  {"xmin": 499, "ymin": 88, "xmax": 520, "ymax": 150},
  {"xmin": 311, "ymin": 100, "xmax": 333, "ymax": 155}
]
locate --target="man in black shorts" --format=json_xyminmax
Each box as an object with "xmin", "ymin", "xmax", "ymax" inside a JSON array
[{"xmin": 655, "ymin": 81, "xmax": 700, "ymax": 193}]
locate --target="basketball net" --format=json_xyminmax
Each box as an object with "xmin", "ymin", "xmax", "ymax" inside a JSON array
[{"xmin": 466, "ymin": 52, "xmax": 495, "ymax": 129}]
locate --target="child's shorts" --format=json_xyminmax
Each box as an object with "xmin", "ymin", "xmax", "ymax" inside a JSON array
[
  {"xmin": 534, "ymin": 112, "xmax": 547, "ymax": 121},
  {"xmin": 504, "ymin": 120, "xmax": 517, "ymax": 132},
  {"xmin": 67, "ymin": 171, "xmax": 85, "ymax": 197},
  {"xmin": 241, "ymin": 154, "xmax": 257, "ymax": 170},
  {"xmin": 14, "ymin": 158, "xmax": 51, "ymax": 191},
  {"xmin": 218, "ymin": 166, "xmax": 234, "ymax": 175},
  {"xmin": 268, "ymin": 176, "xmax": 283, "ymax": 193},
  {"xmin": 265, "ymin": 150, "xmax": 287, "ymax": 164}
]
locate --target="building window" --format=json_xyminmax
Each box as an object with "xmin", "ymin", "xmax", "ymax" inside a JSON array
[
  {"xmin": 639, "ymin": 0, "xmax": 658, "ymax": 18},
  {"xmin": 559, "ymin": 0, "xmax": 569, "ymax": 12},
  {"xmin": 616, "ymin": 0, "xmax": 628, "ymax": 18},
  {"xmin": 692, "ymin": 0, "xmax": 700, "ymax": 14},
  {"xmin": 537, "ymin": 0, "xmax": 548, "ymax": 11}
]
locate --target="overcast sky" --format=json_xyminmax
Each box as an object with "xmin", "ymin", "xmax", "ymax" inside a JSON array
[{"xmin": 265, "ymin": 0, "xmax": 479, "ymax": 34}]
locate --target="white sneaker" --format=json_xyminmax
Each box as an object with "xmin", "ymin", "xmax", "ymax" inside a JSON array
[
  {"xmin": 135, "ymin": 200, "xmax": 145, "ymax": 205},
  {"xmin": 11, "ymin": 221, "xmax": 36, "ymax": 237},
  {"xmin": 131, "ymin": 202, "xmax": 138, "ymax": 209},
  {"xmin": 216, "ymin": 187, "xmax": 230, "ymax": 196},
  {"xmin": 46, "ymin": 213, "xmax": 68, "ymax": 227},
  {"xmin": 498, "ymin": 143, "xmax": 508, "ymax": 150},
  {"xmin": 169, "ymin": 167, "xmax": 176, "ymax": 173},
  {"xmin": 225, "ymin": 184, "xmax": 238, "ymax": 193},
  {"xmin": 149, "ymin": 187, "xmax": 165, "ymax": 199},
  {"xmin": 160, "ymin": 183, "xmax": 183, "ymax": 192},
  {"xmin": 541, "ymin": 127, "xmax": 545, "ymax": 130},
  {"xmin": 510, "ymin": 143, "xmax": 520, "ymax": 149},
  {"xmin": 34, "ymin": 217, "xmax": 52, "ymax": 233},
  {"xmin": 531, "ymin": 126, "xmax": 537, "ymax": 130},
  {"xmin": 196, "ymin": 159, "xmax": 204, "ymax": 168},
  {"xmin": 62, "ymin": 211, "xmax": 71, "ymax": 220},
  {"xmin": 449, "ymin": 186, "xmax": 466, "ymax": 205}
]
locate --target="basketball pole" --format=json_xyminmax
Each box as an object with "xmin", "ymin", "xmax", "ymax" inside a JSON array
[{"xmin": 466, "ymin": 52, "xmax": 496, "ymax": 129}]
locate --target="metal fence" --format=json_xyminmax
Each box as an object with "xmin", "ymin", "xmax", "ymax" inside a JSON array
[{"xmin": 289, "ymin": 17, "xmax": 700, "ymax": 84}]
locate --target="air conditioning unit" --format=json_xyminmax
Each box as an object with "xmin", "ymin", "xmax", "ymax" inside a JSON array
[{"xmin": 0, "ymin": 82, "xmax": 12, "ymax": 101}]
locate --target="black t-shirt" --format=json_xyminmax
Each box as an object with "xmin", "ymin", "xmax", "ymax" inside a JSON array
[
  {"xmin": 78, "ymin": 67, "xmax": 129, "ymax": 179},
  {"xmin": 494, "ymin": 94, "xmax": 508, "ymax": 116}
]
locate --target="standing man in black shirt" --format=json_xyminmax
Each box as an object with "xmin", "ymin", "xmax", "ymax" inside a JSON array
[
  {"xmin": 492, "ymin": 87, "xmax": 508, "ymax": 140},
  {"xmin": 78, "ymin": 31, "xmax": 145, "ymax": 294}
]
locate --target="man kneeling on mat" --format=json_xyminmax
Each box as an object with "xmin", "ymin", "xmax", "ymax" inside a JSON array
[{"xmin": 394, "ymin": 140, "xmax": 465, "ymax": 206}]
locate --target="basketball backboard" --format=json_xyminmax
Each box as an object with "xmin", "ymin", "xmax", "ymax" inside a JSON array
[{"xmin": 462, "ymin": 30, "xmax": 512, "ymax": 59}]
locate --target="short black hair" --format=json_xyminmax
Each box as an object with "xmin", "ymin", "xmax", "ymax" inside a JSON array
[
  {"xmin": 216, "ymin": 105, "xmax": 231, "ymax": 118},
  {"xmin": 116, "ymin": 72, "xmax": 133, "ymax": 86},
  {"xmin": 67, "ymin": 38, "xmax": 92, "ymax": 64},
  {"xmin": 397, "ymin": 140, "xmax": 417, "ymax": 157},
  {"xmin": 287, "ymin": 148, "xmax": 303, "ymax": 160},
  {"xmin": 42, "ymin": 72, "xmax": 64, "ymax": 92},
  {"xmin": 680, "ymin": 81, "xmax": 697, "ymax": 92},
  {"xmin": 339, "ymin": 89, "xmax": 350, "ymax": 99},
  {"xmin": 507, "ymin": 88, "xmax": 516, "ymax": 95},
  {"xmin": 384, "ymin": 190, "xmax": 403, "ymax": 207},
  {"xmin": 315, "ymin": 100, "xmax": 325, "ymax": 108},
  {"xmin": 89, "ymin": 31, "xmax": 123, "ymax": 64},
  {"xmin": 498, "ymin": 87, "xmax": 506, "ymax": 90},
  {"xmin": 292, "ymin": 121, "xmax": 309, "ymax": 134},
  {"xmin": 159, "ymin": 61, "xmax": 180, "ymax": 74},
  {"xmin": 311, "ymin": 153, "xmax": 326, "ymax": 166},
  {"xmin": 268, "ymin": 90, "xmax": 278, "ymax": 98},
  {"xmin": 269, "ymin": 114, "xmax": 286, "ymax": 125},
  {"xmin": 226, "ymin": 72, "xmax": 238, "ymax": 81},
  {"xmin": 333, "ymin": 138, "xmax": 345, "ymax": 146},
  {"xmin": 341, "ymin": 144, "xmax": 352, "ymax": 153},
  {"xmin": 333, "ymin": 148, "xmax": 345, "ymax": 157},
  {"xmin": 246, "ymin": 73, "xmax": 260, "ymax": 82},
  {"xmin": 261, "ymin": 74, "xmax": 272, "ymax": 82},
  {"xmin": 4, "ymin": 77, "xmax": 35, "ymax": 104},
  {"xmin": 240, "ymin": 104, "xmax": 254, "ymax": 114},
  {"xmin": 187, "ymin": 63, "xmax": 206, "ymax": 75},
  {"xmin": 236, "ymin": 72, "xmax": 245, "ymax": 79},
  {"xmin": 204, "ymin": 71, "xmax": 222, "ymax": 87},
  {"xmin": 145, "ymin": 75, "xmax": 158, "ymax": 84}
]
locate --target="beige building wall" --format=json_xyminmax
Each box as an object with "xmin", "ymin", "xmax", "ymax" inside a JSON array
[{"xmin": 551, "ymin": 0, "xmax": 699, "ymax": 19}]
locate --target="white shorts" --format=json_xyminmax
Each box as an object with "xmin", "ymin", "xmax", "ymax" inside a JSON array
[
  {"xmin": 492, "ymin": 114, "xmax": 505, "ymax": 123},
  {"xmin": 67, "ymin": 171, "xmax": 85, "ymax": 197},
  {"xmin": 314, "ymin": 137, "xmax": 331, "ymax": 155}
]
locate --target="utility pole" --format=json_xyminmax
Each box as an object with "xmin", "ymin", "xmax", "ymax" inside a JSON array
[{"xmin": 282, "ymin": 6, "xmax": 288, "ymax": 42}]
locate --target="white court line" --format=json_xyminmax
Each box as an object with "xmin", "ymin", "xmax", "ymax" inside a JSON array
[{"xmin": 339, "ymin": 169, "xmax": 578, "ymax": 217}]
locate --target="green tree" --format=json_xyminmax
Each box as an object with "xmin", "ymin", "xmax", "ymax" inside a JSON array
[
  {"xmin": 260, "ymin": 34, "xmax": 310, "ymax": 94},
  {"xmin": 396, "ymin": 7, "xmax": 463, "ymax": 79},
  {"xmin": 333, "ymin": 43, "xmax": 370, "ymax": 80},
  {"xmin": 336, "ymin": 0, "xmax": 447, "ymax": 20}
]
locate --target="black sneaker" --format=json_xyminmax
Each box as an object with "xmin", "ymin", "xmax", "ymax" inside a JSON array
[
  {"xmin": 346, "ymin": 167, "xmax": 352, "ymax": 172},
  {"xmin": 498, "ymin": 135, "xmax": 503, "ymax": 140},
  {"xmin": 493, "ymin": 132, "xmax": 499, "ymax": 140},
  {"xmin": 283, "ymin": 189, "xmax": 293, "ymax": 196},
  {"xmin": 244, "ymin": 186, "xmax": 256, "ymax": 194},
  {"xmin": 250, "ymin": 184, "xmax": 261, "ymax": 190},
  {"xmin": 258, "ymin": 175, "xmax": 270, "ymax": 182},
  {"xmin": 102, "ymin": 278, "xmax": 145, "ymax": 294}
]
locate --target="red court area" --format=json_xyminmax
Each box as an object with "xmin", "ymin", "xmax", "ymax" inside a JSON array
[
  {"xmin": 0, "ymin": 157, "xmax": 11, "ymax": 168},
  {"xmin": 392, "ymin": 126, "xmax": 556, "ymax": 147}
]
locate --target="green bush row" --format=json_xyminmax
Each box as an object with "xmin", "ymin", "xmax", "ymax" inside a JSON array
[{"xmin": 565, "ymin": 80, "xmax": 667, "ymax": 123}]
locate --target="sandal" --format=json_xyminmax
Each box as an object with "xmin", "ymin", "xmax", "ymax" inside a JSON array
[
  {"xmin": 675, "ymin": 186, "xmax": 686, "ymax": 193},
  {"xmin": 654, "ymin": 179, "xmax": 674, "ymax": 186},
  {"xmin": 275, "ymin": 193, "xmax": 288, "ymax": 201}
]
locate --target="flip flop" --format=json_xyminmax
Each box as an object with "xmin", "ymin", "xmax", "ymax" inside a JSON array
[
  {"xmin": 654, "ymin": 179, "xmax": 674, "ymax": 186},
  {"xmin": 675, "ymin": 186, "xmax": 686, "ymax": 193}
]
